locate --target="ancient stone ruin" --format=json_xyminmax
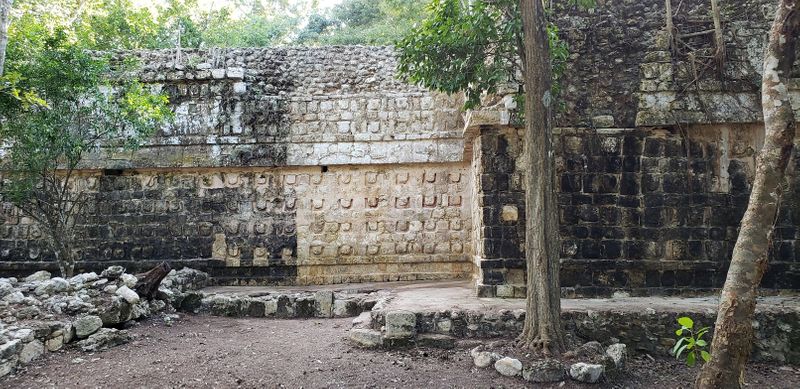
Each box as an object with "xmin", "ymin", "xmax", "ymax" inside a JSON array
[{"xmin": 1, "ymin": 0, "xmax": 799, "ymax": 299}]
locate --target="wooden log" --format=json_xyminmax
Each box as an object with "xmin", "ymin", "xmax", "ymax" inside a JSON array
[{"xmin": 134, "ymin": 262, "xmax": 171, "ymax": 300}]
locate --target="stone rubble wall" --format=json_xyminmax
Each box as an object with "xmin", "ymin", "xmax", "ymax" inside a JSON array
[{"xmin": 363, "ymin": 303, "xmax": 800, "ymax": 364}]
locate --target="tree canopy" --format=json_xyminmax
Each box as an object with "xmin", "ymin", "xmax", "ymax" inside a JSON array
[{"xmin": 5, "ymin": 0, "xmax": 430, "ymax": 50}]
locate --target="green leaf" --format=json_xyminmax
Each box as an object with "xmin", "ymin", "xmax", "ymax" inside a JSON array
[
  {"xmin": 676, "ymin": 344, "xmax": 689, "ymax": 359},
  {"xmin": 677, "ymin": 317, "xmax": 694, "ymax": 329},
  {"xmin": 687, "ymin": 351, "xmax": 696, "ymax": 367},
  {"xmin": 675, "ymin": 329, "xmax": 683, "ymax": 336},
  {"xmin": 696, "ymin": 339, "xmax": 707, "ymax": 347},
  {"xmin": 672, "ymin": 337, "xmax": 686, "ymax": 354},
  {"xmin": 701, "ymin": 351, "xmax": 711, "ymax": 362}
]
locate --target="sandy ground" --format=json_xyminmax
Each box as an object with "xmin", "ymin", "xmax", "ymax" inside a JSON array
[{"xmin": 3, "ymin": 314, "xmax": 799, "ymax": 389}]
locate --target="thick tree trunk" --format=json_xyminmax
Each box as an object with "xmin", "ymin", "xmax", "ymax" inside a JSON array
[
  {"xmin": 0, "ymin": 0, "xmax": 12, "ymax": 75},
  {"xmin": 695, "ymin": 0, "xmax": 800, "ymax": 387},
  {"xmin": 518, "ymin": 0, "xmax": 565, "ymax": 355},
  {"xmin": 134, "ymin": 262, "xmax": 171, "ymax": 300}
]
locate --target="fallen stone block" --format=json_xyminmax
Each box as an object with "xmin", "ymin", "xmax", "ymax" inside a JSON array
[
  {"xmin": 348, "ymin": 328, "xmax": 383, "ymax": 348},
  {"xmin": 74, "ymin": 315, "xmax": 103, "ymax": 338},
  {"xmin": 77, "ymin": 328, "xmax": 132, "ymax": 352},
  {"xmin": 569, "ymin": 362, "xmax": 604, "ymax": 383},
  {"xmin": 494, "ymin": 357, "xmax": 522, "ymax": 377},
  {"xmin": 19, "ymin": 340, "xmax": 44, "ymax": 364}
]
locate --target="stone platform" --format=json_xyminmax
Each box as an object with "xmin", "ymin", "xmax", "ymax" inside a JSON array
[{"xmin": 193, "ymin": 280, "xmax": 800, "ymax": 364}]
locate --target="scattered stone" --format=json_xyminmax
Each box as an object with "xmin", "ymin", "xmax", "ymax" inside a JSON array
[
  {"xmin": 34, "ymin": 278, "xmax": 70, "ymax": 296},
  {"xmin": 24, "ymin": 271, "xmax": 51, "ymax": 282},
  {"xmin": 103, "ymin": 285, "xmax": 118, "ymax": 294},
  {"xmin": 19, "ymin": 340, "xmax": 44, "ymax": 364},
  {"xmin": 74, "ymin": 315, "xmax": 103, "ymax": 338},
  {"xmin": 494, "ymin": 357, "xmax": 523, "ymax": 377},
  {"xmin": 120, "ymin": 274, "xmax": 138, "ymax": 289},
  {"xmin": 77, "ymin": 328, "xmax": 132, "ymax": 352},
  {"xmin": 569, "ymin": 362, "xmax": 604, "ymax": 383},
  {"xmin": 163, "ymin": 314, "xmax": 180, "ymax": 326},
  {"xmin": 348, "ymin": 328, "xmax": 383, "ymax": 348},
  {"xmin": 605, "ymin": 343, "xmax": 627, "ymax": 370},
  {"xmin": 471, "ymin": 350, "xmax": 500, "ymax": 368},
  {"xmin": 69, "ymin": 273, "xmax": 99, "ymax": 286},
  {"xmin": 115, "ymin": 286, "xmax": 140, "ymax": 305},
  {"xmin": 0, "ymin": 281, "xmax": 14, "ymax": 298},
  {"xmin": 101, "ymin": 266, "xmax": 125, "ymax": 280},
  {"xmin": 523, "ymin": 359, "xmax": 566, "ymax": 383},
  {"xmin": 45, "ymin": 335, "xmax": 64, "ymax": 351}
]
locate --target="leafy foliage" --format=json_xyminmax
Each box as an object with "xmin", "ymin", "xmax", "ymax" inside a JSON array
[
  {"xmin": 297, "ymin": 0, "xmax": 429, "ymax": 46},
  {"xmin": 0, "ymin": 32, "xmax": 170, "ymax": 276},
  {"xmin": 672, "ymin": 316, "xmax": 711, "ymax": 367},
  {"xmin": 395, "ymin": 0, "xmax": 583, "ymax": 111}
]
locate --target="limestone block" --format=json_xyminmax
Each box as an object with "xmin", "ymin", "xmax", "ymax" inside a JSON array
[
  {"xmin": 314, "ymin": 290, "xmax": 333, "ymax": 318},
  {"xmin": 384, "ymin": 311, "xmax": 416, "ymax": 339},
  {"xmin": 348, "ymin": 329, "xmax": 382, "ymax": 348}
]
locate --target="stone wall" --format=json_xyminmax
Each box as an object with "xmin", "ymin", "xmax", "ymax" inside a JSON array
[
  {"xmin": 472, "ymin": 124, "xmax": 800, "ymax": 297},
  {"xmin": 3, "ymin": 0, "xmax": 800, "ymax": 295}
]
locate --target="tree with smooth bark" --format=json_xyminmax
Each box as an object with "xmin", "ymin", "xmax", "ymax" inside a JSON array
[
  {"xmin": 695, "ymin": 0, "xmax": 800, "ymax": 387},
  {"xmin": 517, "ymin": 0, "xmax": 565, "ymax": 355},
  {"xmin": 397, "ymin": 0, "xmax": 576, "ymax": 354},
  {"xmin": 0, "ymin": 0, "xmax": 11, "ymax": 75}
]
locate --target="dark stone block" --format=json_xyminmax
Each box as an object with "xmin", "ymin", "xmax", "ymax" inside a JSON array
[
  {"xmin": 598, "ymin": 175, "xmax": 619, "ymax": 193},
  {"xmin": 601, "ymin": 240, "xmax": 623, "ymax": 259},
  {"xmin": 623, "ymin": 135, "xmax": 642, "ymax": 156},
  {"xmin": 643, "ymin": 138, "xmax": 663, "ymax": 157},
  {"xmin": 620, "ymin": 173, "xmax": 639, "ymax": 195},
  {"xmin": 578, "ymin": 206, "xmax": 600, "ymax": 223},
  {"xmin": 662, "ymin": 174, "xmax": 688, "ymax": 193},
  {"xmin": 622, "ymin": 156, "xmax": 641, "ymax": 172},
  {"xmin": 664, "ymin": 139, "xmax": 684, "ymax": 157},
  {"xmin": 561, "ymin": 174, "xmax": 582, "ymax": 192},
  {"xmin": 581, "ymin": 240, "xmax": 601, "ymax": 259},
  {"xmin": 645, "ymin": 270, "xmax": 661, "ymax": 287},
  {"xmin": 593, "ymin": 194, "xmax": 617, "ymax": 205},
  {"xmin": 641, "ymin": 174, "xmax": 661, "ymax": 193},
  {"xmin": 617, "ymin": 196, "xmax": 640, "ymax": 208},
  {"xmin": 643, "ymin": 208, "xmax": 664, "ymax": 227}
]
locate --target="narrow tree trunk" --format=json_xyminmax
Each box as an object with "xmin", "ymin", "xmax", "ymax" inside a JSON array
[
  {"xmin": 710, "ymin": 0, "xmax": 725, "ymax": 72},
  {"xmin": 695, "ymin": 0, "xmax": 799, "ymax": 387},
  {"xmin": 518, "ymin": 0, "xmax": 565, "ymax": 355},
  {"xmin": 0, "ymin": 0, "xmax": 12, "ymax": 75},
  {"xmin": 134, "ymin": 262, "xmax": 171, "ymax": 300}
]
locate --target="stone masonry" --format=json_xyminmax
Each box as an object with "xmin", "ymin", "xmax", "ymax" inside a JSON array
[{"xmin": 2, "ymin": 0, "xmax": 800, "ymax": 296}]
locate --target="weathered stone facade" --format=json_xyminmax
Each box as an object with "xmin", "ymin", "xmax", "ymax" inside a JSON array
[{"xmin": 2, "ymin": 0, "xmax": 800, "ymax": 296}]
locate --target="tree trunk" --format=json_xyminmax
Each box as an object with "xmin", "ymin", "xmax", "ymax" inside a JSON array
[
  {"xmin": 518, "ymin": 0, "xmax": 565, "ymax": 355},
  {"xmin": 134, "ymin": 262, "xmax": 172, "ymax": 300},
  {"xmin": 0, "ymin": 0, "xmax": 12, "ymax": 75},
  {"xmin": 695, "ymin": 0, "xmax": 800, "ymax": 387}
]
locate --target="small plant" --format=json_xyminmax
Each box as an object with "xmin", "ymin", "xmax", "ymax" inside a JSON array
[{"xmin": 672, "ymin": 316, "xmax": 711, "ymax": 367}]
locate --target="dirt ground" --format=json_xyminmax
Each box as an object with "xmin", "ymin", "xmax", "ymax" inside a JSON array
[{"xmin": 3, "ymin": 314, "xmax": 799, "ymax": 389}]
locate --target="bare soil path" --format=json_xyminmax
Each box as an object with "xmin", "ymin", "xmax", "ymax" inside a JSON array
[{"xmin": 2, "ymin": 314, "xmax": 799, "ymax": 389}]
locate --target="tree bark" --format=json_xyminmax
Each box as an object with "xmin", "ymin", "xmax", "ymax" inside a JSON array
[
  {"xmin": 695, "ymin": 0, "xmax": 800, "ymax": 387},
  {"xmin": 0, "ymin": 0, "xmax": 12, "ymax": 75},
  {"xmin": 134, "ymin": 262, "xmax": 172, "ymax": 300},
  {"xmin": 518, "ymin": 0, "xmax": 565, "ymax": 355}
]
